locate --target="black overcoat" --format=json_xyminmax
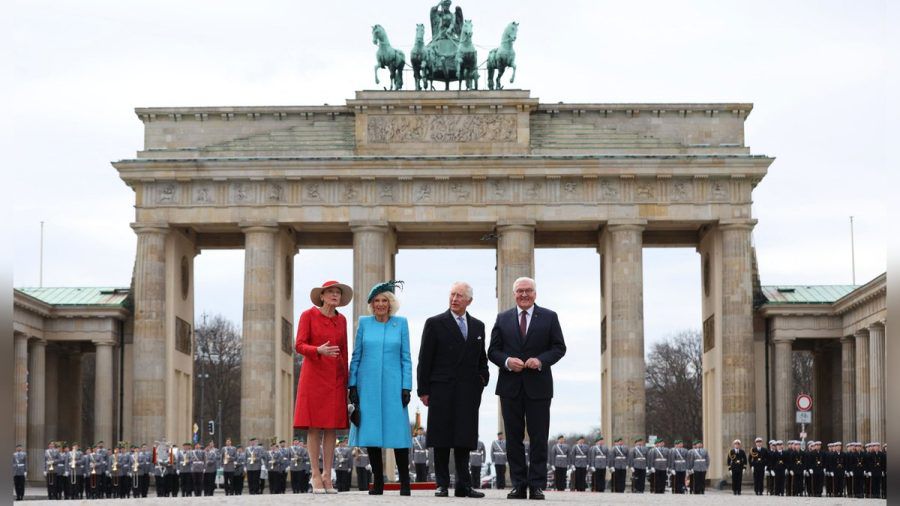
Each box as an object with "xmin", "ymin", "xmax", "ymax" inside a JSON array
[{"xmin": 417, "ymin": 310, "xmax": 489, "ymax": 449}]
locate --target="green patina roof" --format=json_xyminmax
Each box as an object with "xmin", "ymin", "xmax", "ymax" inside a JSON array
[
  {"xmin": 760, "ymin": 285, "xmax": 858, "ymax": 304},
  {"xmin": 18, "ymin": 287, "xmax": 130, "ymax": 307}
]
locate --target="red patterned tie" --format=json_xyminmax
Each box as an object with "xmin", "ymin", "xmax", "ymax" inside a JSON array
[{"xmin": 519, "ymin": 310, "xmax": 527, "ymax": 339}]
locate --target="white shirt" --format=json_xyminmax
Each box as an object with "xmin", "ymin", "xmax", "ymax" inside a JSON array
[{"xmin": 505, "ymin": 306, "xmax": 535, "ymax": 371}]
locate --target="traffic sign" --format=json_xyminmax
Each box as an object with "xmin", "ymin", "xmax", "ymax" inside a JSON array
[
  {"xmin": 796, "ymin": 394, "xmax": 813, "ymax": 411},
  {"xmin": 796, "ymin": 411, "xmax": 811, "ymax": 424}
]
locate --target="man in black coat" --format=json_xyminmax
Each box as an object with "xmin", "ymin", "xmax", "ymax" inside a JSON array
[
  {"xmin": 418, "ymin": 281, "xmax": 489, "ymax": 498},
  {"xmin": 488, "ymin": 277, "xmax": 566, "ymax": 500}
]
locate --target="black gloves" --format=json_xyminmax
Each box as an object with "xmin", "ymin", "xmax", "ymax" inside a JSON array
[
  {"xmin": 402, "ymin": 389, "xmax": 411, "ymax": 407},
  {"xmin": 349, "ymin": 386, "xmax": 359, "ymax": 405}
]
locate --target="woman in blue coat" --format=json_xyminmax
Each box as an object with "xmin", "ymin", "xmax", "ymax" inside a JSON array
[{"xmin": 349, "ymin": 280, "xmax": 413, "ymax": 495}]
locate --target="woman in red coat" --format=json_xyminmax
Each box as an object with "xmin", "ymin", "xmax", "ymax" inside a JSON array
[{"xmin": 294, "ymin": 280, "xmax": 352, "ymax": 494}]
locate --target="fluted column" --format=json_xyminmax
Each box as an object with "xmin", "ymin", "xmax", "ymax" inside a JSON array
[
  {"xmin": 868, "ymin": 322, "xmax": 885, "ymax": 444},
  {"xmin": 94, "ymin": 341, "xmax": 115, "ymax": 447},
  {"xmin": 854, "ymin": 328, "xmax": 870, "ymax": 442},
  {"xmin": 351, "ymin": 222, "xmax": 391, "ymax": 331},
  {"xmin": 773, "ymin": 337, "xmax": 794, "ymax": 442},
  {"xmin": 496, "ymin": 222, "xmax": 535, "ymax": 310},
  {"xmin": 719, "ymin": 221, "xmax": 757, "ymax": 452},
  {"xmin": 241, "ymin": 225, "xmax": 279, "ymax": 443},
  {"xmin": 131, "ymin": 224, "xmax": 168, "ymax": 444},
  {"xmin": 607, "ymin": 222, "xmax": 645, "ymax": 443},
  {"xmin": 14, "ymin": 333, "xmax": 28, "ymax": 448},
  {"xmin": 841, "ymin": 336, "xmax": 856, "ymax": 443},
  {"xmin": 27, "ymin": 339, "xmax": 46, "ymax": 478}
]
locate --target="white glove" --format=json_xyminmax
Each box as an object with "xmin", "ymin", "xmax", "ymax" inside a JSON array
[
  {"xmin": 569, "ymin": 465, "xmax": 575, "ymax": 471},
  {"xmin": 589, "ymin": 467, "xmax": 595, "ymax": 472},
  {"xmin": 650, "ymin": 467, "xmax": 656, "ymax": 474},
  {"xmin": 669, "ymin": 469, "xmax": 675, "ymax": 476},
  {"xmin": 803, "ymin": 470, "xmax": 809, "ymax": 477},
  {"xmin": 688, "ymin": 469, "xmax": 693, "ymax": 475},
  {"xmin": 789, "ymin": 470, "xmax": 794, "ymax": 476},
  {"xmin": 44, "ymin": 471, "xmax": 47, "ymax": 477},
  {"xmin": 365, "ymin": 464, "xmax": 371, "ymax": 471},
  {"xmin": 608, "ymin": 467, "xmax": 614, "ymax": 474},
  {"xmin": 24, "ymin": 472, "xmax": 27, "ymax": 479}
]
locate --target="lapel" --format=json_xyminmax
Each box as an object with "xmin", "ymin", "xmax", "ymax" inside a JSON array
[
  {"xmin": 523, "ymin": 305, "xmax": 540, "ymax": 343},
  {"xmin": 442, "ymin": 310, "xmax": 466, "ymax": 342}
]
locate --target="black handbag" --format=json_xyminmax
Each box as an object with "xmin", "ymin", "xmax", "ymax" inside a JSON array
[{"xmin": 349, "ymin": 402, "xmax": 360, "ymax": 427}]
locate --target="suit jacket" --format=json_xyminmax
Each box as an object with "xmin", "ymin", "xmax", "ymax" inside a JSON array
[
  {"xmin": 488, "ymin": 304, "xmax": 566, "ymax": 399},
  {"xmin": 417, "ymin": 309, "xmax": 489, "ymax": 448}
]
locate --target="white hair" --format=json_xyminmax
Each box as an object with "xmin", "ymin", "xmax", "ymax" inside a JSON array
[
  {"xmin": 512, "ymin": 277, "xmax": 536, "ymax": 292},
  {"xmin": 451, "ymin": 281, "xmax": 474, "ymax": 300},
  {"xmin": 367, "ymin": 290, "xmax": 400, "ymax": 316}
]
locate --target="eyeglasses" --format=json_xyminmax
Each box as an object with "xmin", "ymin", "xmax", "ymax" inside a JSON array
[{"xmin": 514, "ymin": 288, "xmax": 534, "ymax": 295}]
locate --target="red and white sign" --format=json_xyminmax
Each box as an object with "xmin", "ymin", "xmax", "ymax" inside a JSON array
[{"xmin": 796, "ymin": 394, "xmax": 813, "ymax": 412}]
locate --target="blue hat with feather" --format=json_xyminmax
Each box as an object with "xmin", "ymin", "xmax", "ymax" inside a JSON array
[{"xmin": 367, "ymin": 280, "xmax": 404, "ymax": 303}]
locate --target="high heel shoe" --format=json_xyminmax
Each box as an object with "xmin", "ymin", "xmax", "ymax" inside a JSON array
[
  {"xmin": 311, "ymin": 476, "xmax": 325, "ymax": 494},
  {"xmin": 324, "ymin": 478, "xmax": 338, "ymax": 494}
]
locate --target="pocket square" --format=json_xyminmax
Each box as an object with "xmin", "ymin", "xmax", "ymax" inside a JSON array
[{"xmin": 477, "ymin": 335, "xmax": 483, "ymax": 340}]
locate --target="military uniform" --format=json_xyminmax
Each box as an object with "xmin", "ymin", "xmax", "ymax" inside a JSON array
[
  {"xmin": 12, "ymin": 447, "xmax": 26, "ymax": 500},
  {"xmin": 612, "ymin": 440, "xmax": 630, "ymax": 493},
  {"xmin": 412, "ymin": 433, "xmax": 429, "ymax": 482},
  {"xmin": 649, "ymin": 442, "xmax": 670, "ymax": 494},
  {"xmin": 687, "ymin": 442, "xmax": 709, "ymax": 494},
  {"xmin": 806, "ymin": 442, "xmax": 825, "ymax": 497},
  {"xmin": 151, "ymin": 445, "xmax": 167, "ymax": 497},
  {"xmin": 298, "ymin": 444, "xmax": 311, "ymax": 493},
  {"xmin": 85, "ymin": 451, "xmax": 101, "ymax": 499},
  {"xmin": 67, "ymin": 447, "xmax": 84, "ymax": 499},
  {"xmin": 727, "ymin": 443, "xmax": 747, "ymax": 495},
  {"xmin": 130, "ymin": 448, "xmax": 146, "ymax": 498},
  {"xmin": 220, "ymin": 443, "xmax": 236, "ymax": 495},
  {"xmin": 749, "ymin": 439, "xmax": 767, "ymax": 495},
  {"xmin": 245, "ymin": 441, "xmax": 264, "ymax": 495},
  {"xmin": 864, "ymin": 443, "xmax": 882, "ymax": 498},
  {"xmin": 176, "ymin": 445, "xmax": 192, "ymax": 496},
  {"xmin": 232, "ymin": 449, "xmax": 246, "ymax": 495},
  {"xmin": 114, "ymin": 449, "xmax": 131, "ymax": 498},
  {"xmin": 588, "ymin": 439, "xmax": 608, "ymax": 492},
  {"xmin": 44, "ymin": 446, "xmax": 61, "ymax": 499},
  {"xmin": 550, "ymin": 439, "xmax": 570, "ymax": 491},
  {"xmin": 162, "ymin": 443, "xmax": 179, "ymax": 497},
  {"xmin": 353, "ymin": 447, "xmax": 371, "ymax": 491},
  {"xmin": 569, "ymin": 440, "xmax": 589, "ymax": 491},
  {"xmin": 202, "ymin": 446, "xmax": 218, "ymax": 496},
  {"xmin": 95, "ymin": 447, "xmax": 110, "ymax": 498},
  {"xmin": 491, "ymin": 437, "xmax": 507, "ymax": 489},
  {"xmin": 787, "ymin": 441, "xmax": 804, "ymax": 496},
  {"xmin": 334, "ymin": 444, "xmax": 353, "ymax": 491},
  {"xmin": 469, "ymin": 440, "xmax": 485, "ymax": 489},
  {"xmin": 668, "ymin": 442, "xmax": 688, "ymax": 494},
  {"xmin": 769, "ymin": 441, "xmax": 787, "ymax": 496}
]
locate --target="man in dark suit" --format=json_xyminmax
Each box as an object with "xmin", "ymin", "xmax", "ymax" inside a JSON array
[
  {"xmin": 418, "ymin": 281, "xmax": 489, "ymax": 498},
  {"xmin": 488, "ymin": 277, "xmax": 566, "ymax": 500}
]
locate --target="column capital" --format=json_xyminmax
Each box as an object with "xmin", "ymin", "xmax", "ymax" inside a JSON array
[
  {"xmin": 719, "ymin": 219, "xmax": 758, "ymax": 231},
  {"xmin": 349, "ymin": 220, "xmax": 390, "ymax": 232},
  {"xmin": 496, "ymin": 219, "xmax": 536, "ymax": 230},
  {"xmin": 771, "ymin": 335, "xmax": 796, "ymax": 345},
  {"xmin": 854, "ymin": 327, "xmax": 870, "ymax": 338},
  {"xmin": 93, "ymin": 340, "xmax": 116, "ymax": 348},
  {"xmin": 239, "ymin": 222, "xmax": 280, "ymax": 233},
  {"xmin": 841, "ymin": 335, "xmax": 855, "ymax": 344},
  {"xmin": 28, "ymin": 337, "xmax": 47, "ymax": 347},
  {"xmin": 131, "ymin": 223, "xmax": 169, "ymax": 235},
  {"xmin": 606, "ymin": 219, "xmax": 647, "ymax": 232},
  {"xmin": 868, "ymin": 321, "xmax": 885, "ymax": 333}
]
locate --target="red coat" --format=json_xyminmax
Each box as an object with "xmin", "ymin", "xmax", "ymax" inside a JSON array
[{"xmin": 293, "ymin": 306, "xmax": 349, "ymax": 429}]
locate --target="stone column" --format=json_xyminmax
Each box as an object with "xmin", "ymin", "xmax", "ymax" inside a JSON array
[
  {"xmin": 868, "ymin": 322, "xmax": 885, "ymax": 444},
  {"xmin": 94, "ymin": 341, "xmax": 115, "ymax": 447},
  {"xmin": 841, "ymin": 336, "xmax": 856, "ymax": 443},
  {"xmin": 14, "ymin": 333, "xmax": 28, "ymax": 448},
  {"xmin": 854, "ymin": 328, "xmax": 870, "ymax": 442},
  {"xmin": 719, "ymin": 221, "xmax": 756, "ymax": 452},
  {"xmin": 131, "ymin": 224, "xmax": 168, "ymax": 444},
  {"xmin": 27, "ymin": 339, "xmax": 46, "ymax": 478},
  {"xmin": 606, "ymin": 222, "xmax": 645, "ymax": 443},
  {"xmin": 241, "ymin": 225, "xmax": 279, "ymax": 443},
  {"xmin": 496, "ymin": 222, "xmax": 535, "ymax": 310},
  {"xmin": 772, "ymin": 337, "xmax": 794, "ymax": 441},
  {"xmin": 351, "ymin": 222, "xmax": 391, "ymax": 330}
]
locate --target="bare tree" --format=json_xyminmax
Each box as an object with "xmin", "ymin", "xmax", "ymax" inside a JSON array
[
  {"xmin": 193, "ymin": 314, "xmax": 242, "ymax": 443},
  {"xmin": 792, "ymin": 350, "xmax": 813, "ymax": 399},
  {"xmin": 645, "ymin": 329, "xmax": 703, "ymax": 443}
]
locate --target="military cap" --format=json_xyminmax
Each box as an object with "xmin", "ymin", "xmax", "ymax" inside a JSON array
[
  {"xmin": 834, "ymin": 441, "xmax": 843, "ymax": 446},
  {"xmin": 614, "ymin": 437, "xmax": 623, "ymax": 443},
  {"xmin": 755, "ymin": 437, "xmax": 763, "ymax": 442},
  {"xmin": 634, "ymin": 437, "xmax": 643, "ymax": 443},
  {"xmin": 775, "ymin": 440, "xmax": 783, "ymax": 445},
  {"xmin": 674, "ymin": 439, "xmax": 682, "ymax": 444},
  {"xmin": 693, "ymin": 439, "xmax": 702, "ymax": 444}
]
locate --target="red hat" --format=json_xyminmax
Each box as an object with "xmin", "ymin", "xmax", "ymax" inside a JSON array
[{"xmin": 310, "ymin": 280, "xmax": 353, "ymax": 307}]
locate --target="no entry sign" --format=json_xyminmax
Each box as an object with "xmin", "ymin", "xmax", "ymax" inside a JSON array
[{"xmin": 796, "ymin": 394, "xmax": 813, "ymax": 412}]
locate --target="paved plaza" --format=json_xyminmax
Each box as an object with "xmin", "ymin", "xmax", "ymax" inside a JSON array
[{"xmin": 20, "ymin": 486, "xmax": 885, "ymax": 505}]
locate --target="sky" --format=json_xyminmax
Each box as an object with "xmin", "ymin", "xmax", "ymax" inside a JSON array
[{"xmin": 6, "ymin": 1, "xmax": 888, "ymax": 444}]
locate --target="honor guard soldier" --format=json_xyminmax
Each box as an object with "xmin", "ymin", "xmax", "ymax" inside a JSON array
[
  {"xmin": 232, "ymin": 446, "xmax": 246, "ymax": 495},
  {"xmin": 551, "ymin": 435, "xmax": 570, "ymax": 491},
  {"xmin": 69, "ymin": 443, "xmax": 85, "ymax": 499},
  {"xmin": 412, "ymin": 427, "xmax": 429, "ymax": 482},
  {"xmin": 727, "ymin": 439, "xmax": 746, "ymax": 495},
  {"xmin": 84, "ymin": 447, "xmax": 100, "ymax": 499},
  {"xmin": 687, "ymin": 440, "xmax": 708, "ymax": 494},
  {"xmin": 749, "ymin": 437, "xmax": 767, "ymax": 495},
  {"xmin": 176, "ymin": 442, "xmax": 191, "ymax": 496},
  {"xmin": 44, "ymin": 441, "xmax": 60, "ymax": 499},
  {"xmin": 569, "ymin": 437, "xmax": 589, "ymax": 491},
  {"xmin": 865, "ymin": 442, "xmax": 882, "ymax": 498},
  {"xmin": 245, "ymin": 437, "xmax": 264, "ymax": 494},
  {"xmin": 823, "ymin": 442, "xmax": 835, "ymax": 497},
  {"xmin": 163, "ymin": 440, "xmax": 179, "ymax": 497},
  {"xmin": 491, "ymin": 433, "xmax": 507, "ymax": 489},
  {"xmin": 189, "ymin": 443, "xmax": 204, "ymax": 496},
  {"xmin": 298, "ymin": 441, "xmax": 312, "ymax": 492},
  {"xmin": 879, "ymin": 444, "xmax": 886, "ymax": 499},
  {"xmin": 273, "ymin": 440, "xmax": 289, "ymax": 494},
  {"xmin": 668, "ymin": 440, "xmax": 688, "ymax": 494},
  {"xmin": 808, "ymin": 441, "xmax": 825, "ymax": 497},
  {"xmin": 334, "ymin": 438, "xmax": 353, "ymax": 491},
  {"xmin": 770, "ymin": 440, "xmax": 786, "ymax": 495},
  {"xmin": 627, "ymin": 438, "xmax": 648, "ymax": 493},
  {"xmin": 152, "ymin": 442, "xmax": 166, "ymax": 497},
  {"xmin": 788, "ymin": 440, "xmax": 805, "ymax": 496},
  {"xmin": 203, "ymin": 441, "xmax": 219, "ymax": 496},
  {"xmin": 287, "ymin": 439, "xmax": 302, "ymax": 493},
  {"xmin": 12, "ymin": 443, "xmax": 26, "ymax": 501},
  {"xmin": 649, "ymin": 439, "xmax": 669, "ymax": 494},
  {"xmin": 353, "ymin": 446, "xmax": 371, "ymax": 491},
  {"xmin": 588, "ymin": 436, "xmax": 608, "ymax": 492},
  {"xmin": 850, "ymin": 442, "xmax": 866, "ymax": 498},
  {"xmin": 139, "ymin": 444, "xmax": 152, "ymax": 497},
  {"xmin": 133, "ymin": 444, "xmax": 149, "ymax": 497},
  {"xmin": 469, "ymin": 440, "xmax": 486, "ymax": 489},
  {"xmin": 220, "ymin": 438, "xmax": 236, "ymax": 495},
  {"xmin": 95, "ymin": 443, "xmax": 110, "ymax": 498},
  {"xmin": 611, "ymin": 438, "xmax": 629, "ymax": 493}
]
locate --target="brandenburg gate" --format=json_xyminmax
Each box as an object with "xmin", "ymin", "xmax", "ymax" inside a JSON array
[{"xmin": 113, "ymin": 90, "xmax": 771, "ymax": 481}]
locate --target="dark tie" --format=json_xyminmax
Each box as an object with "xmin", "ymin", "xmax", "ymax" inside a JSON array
[{"xmin": 519, "ymin": 310, "xmax": 527, "ymax": 339}]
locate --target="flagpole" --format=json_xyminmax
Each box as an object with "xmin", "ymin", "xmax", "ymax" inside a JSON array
[
  {"xmin": 849, "ymin": 216, "xmax": 856, "ymax": 285},
  {"xmin": 40, "ymin": 221, "xmax": 44, "ymax": 287}
]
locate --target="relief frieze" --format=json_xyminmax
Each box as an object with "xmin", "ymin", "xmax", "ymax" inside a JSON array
[{"xmin": 366, "ymin": 114, "xmax": 517, "ymax": 144}]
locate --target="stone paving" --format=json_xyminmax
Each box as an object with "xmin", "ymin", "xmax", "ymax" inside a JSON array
[{"xmin": 21, "ymin": 486, "xmax": 885, "ymax": 505}]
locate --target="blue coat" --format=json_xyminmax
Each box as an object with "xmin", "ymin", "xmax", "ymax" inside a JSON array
[{"xmin": 349, "ymin": 315, "xmax": 413, "ymax": 449}]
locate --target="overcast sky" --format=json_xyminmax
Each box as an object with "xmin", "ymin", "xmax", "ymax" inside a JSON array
[{"xmin": 7, "ymin": 1, "xmax": 887, "ymax": 444}]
